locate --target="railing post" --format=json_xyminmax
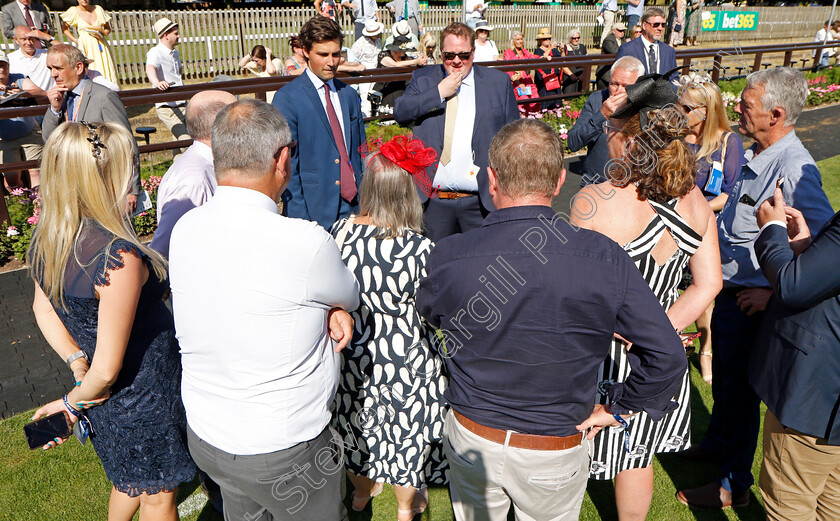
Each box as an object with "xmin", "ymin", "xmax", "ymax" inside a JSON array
[
  {"xmin": 681, "ymin": 56, "xmax": 691, "ymax": 75},
  {"xmin": 711, "ymin": 54, "xmax": 722, "ymax": 83},
  {"xmin": 783, "ymin": 50, "xmax": 793, "ymax": 67},
  {"xmin": 752, "ymin": 51, "xmax": 763, "ymax": 73}
]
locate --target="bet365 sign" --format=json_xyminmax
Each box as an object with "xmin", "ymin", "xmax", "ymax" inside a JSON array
[{"xmin": 701, "ymin": 11, "xmax": 759, "ymax": 31}]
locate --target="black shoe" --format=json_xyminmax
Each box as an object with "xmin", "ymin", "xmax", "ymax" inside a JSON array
[
  {"xmin": 675, "ymin": 444, "xmax": 718, "ymax": 463},
  {"xmin": 677, "ymin": 481, "xmax": 749, "ymax": 509}
]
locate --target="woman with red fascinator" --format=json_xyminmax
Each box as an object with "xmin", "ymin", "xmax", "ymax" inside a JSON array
[{"xmin": 330, "ymin": 136, "xmax": 448, "ymax": 521}]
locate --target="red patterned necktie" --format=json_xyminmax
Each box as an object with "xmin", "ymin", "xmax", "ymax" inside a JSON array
[
  {"xmin": 323, "ymin": 82, "xmax": 357, "ymax": 203},
  {"xmin": 24, "ymin": 7, "xmax": 43, "ymax": 49}
]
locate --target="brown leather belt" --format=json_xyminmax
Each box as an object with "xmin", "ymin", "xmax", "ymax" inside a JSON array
[
  {"xmin": 437, "ymin": 191, "xmax": 477, "ymax": 200},
  {"xmin": 453, "ymin": 411, "xmax": 584, "ymax": 451}
]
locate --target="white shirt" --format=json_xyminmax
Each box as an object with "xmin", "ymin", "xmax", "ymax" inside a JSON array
[
  {"xmin": 474, "ymin": 39, "xmax": 499, "ymax": 62},
  {"xmin": 815, "ymin": 28, "xmax": 831, "ymax": 58},
  {"xmin": 146, "ymin": 43, "xmax": 184, "ymax": 107},
  {"xmin": 170, "ymin": 186, "xmax": 360, "ymax": 455},
  {"xmin": 352, "ymin": 0, "xmax": 378, "ymax": 23},
  {"xmin": 433, "ymin": 67, "xmax": 478, "ymax": 192},
  {"xmin": 150, "ymin": 141, "xmax": 215, "ymax": 258},
  {"xmin": 8, "ymin": 48, "xmax": 52, "ymax": 91},
  {"xmin": 641, "ymin": 35, "xmax": 660, "ymax": 74},
  {"xmin": 306, "ymin": 67, "xmax": 347, "ymax": 143},
  {"xmin": 465, "ymin": 0, "xmax": 487, "ymax": 19}
]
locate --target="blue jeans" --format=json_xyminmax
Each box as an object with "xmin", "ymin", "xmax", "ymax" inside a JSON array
[
  {"xmin": 701, "ymin": 289, "xmax": 765, "ymax": 495},
  {"xmin": 627, "ymin": 14, "xmax": 640, "ymax": 31}
]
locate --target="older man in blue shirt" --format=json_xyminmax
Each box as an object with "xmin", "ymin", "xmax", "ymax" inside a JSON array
[
  {"xmin": 418, "ymin": 119, "xmax": 686, "ymax": 521},
  {"xmin": 678, "ymin": 67, "xmax": 835, "ymax": 510}
]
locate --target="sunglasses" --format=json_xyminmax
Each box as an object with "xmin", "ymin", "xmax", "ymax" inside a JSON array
[
  {"xmin": 646, "ymin": 22, "xmax": 666, "ymax": 28},
  {"xmin": 602, "ymin": 121, "xmax": 628, "ymax": 135},
  {"xmin": 274, "ymin": 140, "xmax": 298, "ymax": 159},
  {"xmin": 442, "ymin": 51, "xmax": 473, "ymax": 61},
  {"xmin": 570, "ymin": 36, "xmax": 580, "ymax": 40}
]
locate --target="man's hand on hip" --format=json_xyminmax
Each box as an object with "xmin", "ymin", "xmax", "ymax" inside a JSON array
[
  {"xmin": 328, "ymin": 308, "xmax": 354, "ymax": 352},
  {"xmin": 736, "ymin": 288, "xmax": 772, "ymax": 316}
]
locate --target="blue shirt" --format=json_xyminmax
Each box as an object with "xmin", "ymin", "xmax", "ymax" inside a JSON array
[
  {"xmin": 627, "ymin": 0, "xmax": 645, "ymax": 17},
  {"xmin": 602, "ymin": 0, "xmax": 618, "ymax": 11},
  {"xmin": 0, "ymin": 74, "xmax": 35, "ymax": 141},
  {"xmin": 718, "ymin": 130, "xmax": 834, "ymax": 288},
  {"xmin": 416, "ymin": 205, "xmax": 686, "ymax": 437}
]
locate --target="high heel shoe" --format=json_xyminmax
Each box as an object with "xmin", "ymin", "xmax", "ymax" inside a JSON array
[
  {"xmin": 699, "ymin": 351, "xmax": 712, "ymax": 384},
  {"xmin": 352, "ymin": 481, "xmax": 384, "ymax": 512}
]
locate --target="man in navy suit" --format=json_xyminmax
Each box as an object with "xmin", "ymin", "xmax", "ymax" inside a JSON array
[
  {"xmin": 394, "ymin": 22, "xmax": 519, "ymax": 242},
  {"xmin": 616, "ymin": 8, "xmax": 678, "ymax": 84},
  {"xmin": 751, "ymin": 190, "xmax": 840, "ymax": 521},
  {"xmin": 273, "ymin": 16, "xmax": 365, "ymax": 230}
]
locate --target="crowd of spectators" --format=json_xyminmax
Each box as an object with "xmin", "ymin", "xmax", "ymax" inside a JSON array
[{"xmin": 5, "ymin": 3, "xmax": 840, "ymax": 521}]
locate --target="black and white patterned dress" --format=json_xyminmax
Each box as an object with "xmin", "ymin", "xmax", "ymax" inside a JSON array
[
  {"xmin": 329, "ymin": 219, "xmax": 449, "ymax": 488},
  {"xmin": 590, "ymin": 198, "xmax": 702, "ymax": 480}
]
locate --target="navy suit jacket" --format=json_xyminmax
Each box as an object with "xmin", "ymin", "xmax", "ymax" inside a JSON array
[
  {"xmin": 615, "ymin": 37, "xmax": 678, "ymax": 83},
  {"xmin": 393, "ymin": 64, "xmax": 519, "ymax": 212},
  {"xmin": 273, "ymin": 72, "xmax": 365, "ymax": 230},
  {"xmin": 567, "ymin": 89, "xmax": 609, "ymax": 185},
  {"xmin": 750, "ymin": 211, "xmax": 840, "ymax": 444}
]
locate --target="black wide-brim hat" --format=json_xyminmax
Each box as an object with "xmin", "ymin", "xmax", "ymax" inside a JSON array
[{"xmin": 611, "ymin": 66, "xmax": 681, "ymax": 127}]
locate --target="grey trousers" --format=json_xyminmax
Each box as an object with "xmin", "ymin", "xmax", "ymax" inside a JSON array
[
  {"xmin": 444, "ymin": 411, "xmax": 591, "ymax": 521},
  {"xmin": 187, "ymin": 425, "xmax": 348, "ymax": 521}
]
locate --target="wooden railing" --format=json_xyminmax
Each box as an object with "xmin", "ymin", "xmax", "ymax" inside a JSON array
[
  {"xmin": 0, "ymin": 39, "xmax": 838, "ymax": 175},
  {"xmin": 0, "ymin": 5, "xmax": 837, "ymax": 85}
]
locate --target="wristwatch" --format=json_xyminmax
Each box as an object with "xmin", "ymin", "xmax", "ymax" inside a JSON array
[{"xmin": 65, "ymin": 350, "xmax": 89, "ymax": 368}]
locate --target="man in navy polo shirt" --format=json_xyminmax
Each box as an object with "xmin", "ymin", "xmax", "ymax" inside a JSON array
[{"xmin": 417, "ymin": 119, "xmax": 686, "ymax": 521}]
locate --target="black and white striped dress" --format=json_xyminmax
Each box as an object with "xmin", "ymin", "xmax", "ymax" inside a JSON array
[{"xmin": 590, "ymin": 198, "xmax": 703, "ymax": 480}]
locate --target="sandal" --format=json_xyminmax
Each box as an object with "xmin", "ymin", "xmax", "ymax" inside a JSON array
[
  {"xmin": 397, "ymin": 487, "xmax": 428, "ymax": 521},
  {"xmin": 352, "ymin": 481, "xmax": 384, "ymax": 512},
  {"xmin": 699, "ymin": 351, "xmax": 713, "ymax": 384}
]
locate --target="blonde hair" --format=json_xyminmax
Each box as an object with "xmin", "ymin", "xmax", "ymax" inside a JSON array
[
  {"xmin": 679, "ymin": 80, "xmax": 731, "ymax": 163},
  {"xmin": 419, "ymin": 32, "xmax": 440, "ymax": 62},
  {"xmin": 358, "ymin": 154, "xmax": 424, "ymax": 239},
  {"xmin": 27, "ymin": 122, "xmax": 167, "ymax": 307}
]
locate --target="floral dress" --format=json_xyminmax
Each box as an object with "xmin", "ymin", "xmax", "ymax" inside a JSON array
[
  {"xmin": 61, "ymin": 6, "xmax": 119, "ymax": 85},
  {"xmin": 330, "ymin": 219, "xmax": 449, "ymax": 488}
]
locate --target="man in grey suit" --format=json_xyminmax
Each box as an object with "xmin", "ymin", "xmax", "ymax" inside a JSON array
[
  {"xmin": 1, "ymin": 0, "xmax": 54, "ymax": 48},
  {"xmin": 43, "ymin": 44, "xmax": 140, "ymax": 211}
]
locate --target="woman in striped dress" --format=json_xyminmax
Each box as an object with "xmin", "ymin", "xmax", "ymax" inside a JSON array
[{"xmin": 572, "ymin": 73, "xmax": 722, "ymax": 521}]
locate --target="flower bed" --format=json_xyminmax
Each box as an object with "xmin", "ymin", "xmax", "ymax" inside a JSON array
[{"xmin": 524, "ymin": 96, "xmax": 587, "ymax": 153}]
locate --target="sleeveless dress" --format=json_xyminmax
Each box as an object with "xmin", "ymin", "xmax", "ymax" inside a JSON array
[
  {"xmin": 35, "ymin": 222, "xmax": 196, "ymax": 496},
  {"xmin": 590, "ymin": 198, "xmax": 702, "ymax": 479},
  {"xmin": 60, "ymin": 6, "xmax": 119, "ymax": 85},
  {"xmin": 329, "ymin": 219, "xmax": 449, "ymax": 488}
]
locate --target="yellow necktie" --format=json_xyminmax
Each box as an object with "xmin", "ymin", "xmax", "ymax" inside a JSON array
[{"xmin": 440, "ymin": 94, "xmax": 459, "ymax": 166}]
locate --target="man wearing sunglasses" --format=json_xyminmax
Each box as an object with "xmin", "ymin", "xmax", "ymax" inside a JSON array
[
  {"xmin": 616, "ymin": 7, "xmax": 678, "ymax": 84},
  {"xmin": 394, "ymin": 22, "xmax": 519, "ymax": 241}
]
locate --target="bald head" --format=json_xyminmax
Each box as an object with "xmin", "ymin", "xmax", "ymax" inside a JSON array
[
  {"xmin": 13, "ymin": 25, "xmax": 37, "ymax": 56},
  {"xmin": 186, "ymin": 90, "xmax": 237, "ymax": 143}
]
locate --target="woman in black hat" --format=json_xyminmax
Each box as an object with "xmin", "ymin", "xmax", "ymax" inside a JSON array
[
  {"xmin": 571, "ymin": 70, "xmax": 722, "ymax": 521},
  {"xmin": 373, "ymin": 36, "xmax": 427, "ymax": 113}
]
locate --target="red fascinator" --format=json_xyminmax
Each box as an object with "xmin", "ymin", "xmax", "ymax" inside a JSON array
[{"xmin": 367, "ymin": 135, "xmax": 438, "ymax": 198}]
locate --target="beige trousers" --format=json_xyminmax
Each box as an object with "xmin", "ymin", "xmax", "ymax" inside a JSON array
[
  {"xmin": 760, "ymin": 410, "xmax": 840, "ymax": 521},
  {"xmin": 600, "ymin": 10, "xmax": 617, "ymax": 45},
  {"xmin": 444, "ymin": 411, "xmax": 590, "ymax": 521},
  {"xmin": 155, "ymin": 104, "xmax": 190, "ymax": 141}
]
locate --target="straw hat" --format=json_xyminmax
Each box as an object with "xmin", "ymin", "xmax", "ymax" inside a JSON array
[
  {"xmin": 392, "ymin": 19, "xmax": 412, "ymax": 37},
  {"xmin": 474, "ymin": 19, "xmax": 494, "ymax": 31},
  {"xmin": 536, "ymin": 27, "xmax": 553, "ymax": 40},
  {"xmin": 153, "ymin": 17, "xmax": 178, "ymax": 38},
  {"xmin": 614, "ymin": 22, "xmax": 627, "ymax": 31},
  {"xmin": 362, "ymin": 19, "xmax": 384, "ymax": 37}
]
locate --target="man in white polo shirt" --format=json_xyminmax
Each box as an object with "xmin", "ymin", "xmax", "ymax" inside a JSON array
[
  {"xmin": 169, "ymin": 98, "xmax": 359, "ymax": 521},
  {"xmin": 146, "ymin": 17, "xmax": 189, "ymax": 143},
  {"xmin": 8, "ymin": 24, "xmax": 52, "ymax": 91}
]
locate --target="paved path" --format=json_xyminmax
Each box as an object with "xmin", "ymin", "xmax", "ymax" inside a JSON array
[{"xmin": 2, "ymin": 103, "xmax": 840, "ymax": 421}]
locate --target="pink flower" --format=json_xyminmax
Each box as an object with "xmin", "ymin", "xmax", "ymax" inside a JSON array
[
  {"xmin": 9, "ymin": 187, "xmax": 24, "ymax": 196},
  {"xmin": 27, "ymin": 215, "xmax": 38, "ymax": 225},
  {"xmin": 560, "ymin": 133, "xmax": 568, "ymax": 140}
]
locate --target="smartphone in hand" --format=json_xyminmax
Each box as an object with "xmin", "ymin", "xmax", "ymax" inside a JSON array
[{"xmin": 24, "ymin": 412, "xmax": 72, "ymax": 450}]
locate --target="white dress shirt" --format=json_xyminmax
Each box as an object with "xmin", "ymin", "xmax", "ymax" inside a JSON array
[
  {"xmin": 641, "ymin": 35, "xmax": 660, "ymax": 74},
  {"xmin": 352, "ymin": 0, "xmax": 378, "ymax": 23},
  {"xmin": 433, "ymin": 68, "xmax": 478, "ymax": 192},
  {"xmin": 8, "ymin": 48, "xmax": 53, "ymax": 91},
  {"xmin": 146, "ymin": 43, "xmax": 184, "ymax": 107},
  {"xmin": 149, "ymin": 141, "xmax": 216, "ymax": 258},
  {"xmin": 305, "ymin": 67, "xmax": 347, "ymax": 141},
  {"xmin": 169, "ymin": 186, "xmax": 360, "ymax": 455}
]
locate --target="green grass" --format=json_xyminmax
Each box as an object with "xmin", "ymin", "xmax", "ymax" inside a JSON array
[{"xmin": 3, "ymin": 156, "xmax": 839, "ymax": 521}]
